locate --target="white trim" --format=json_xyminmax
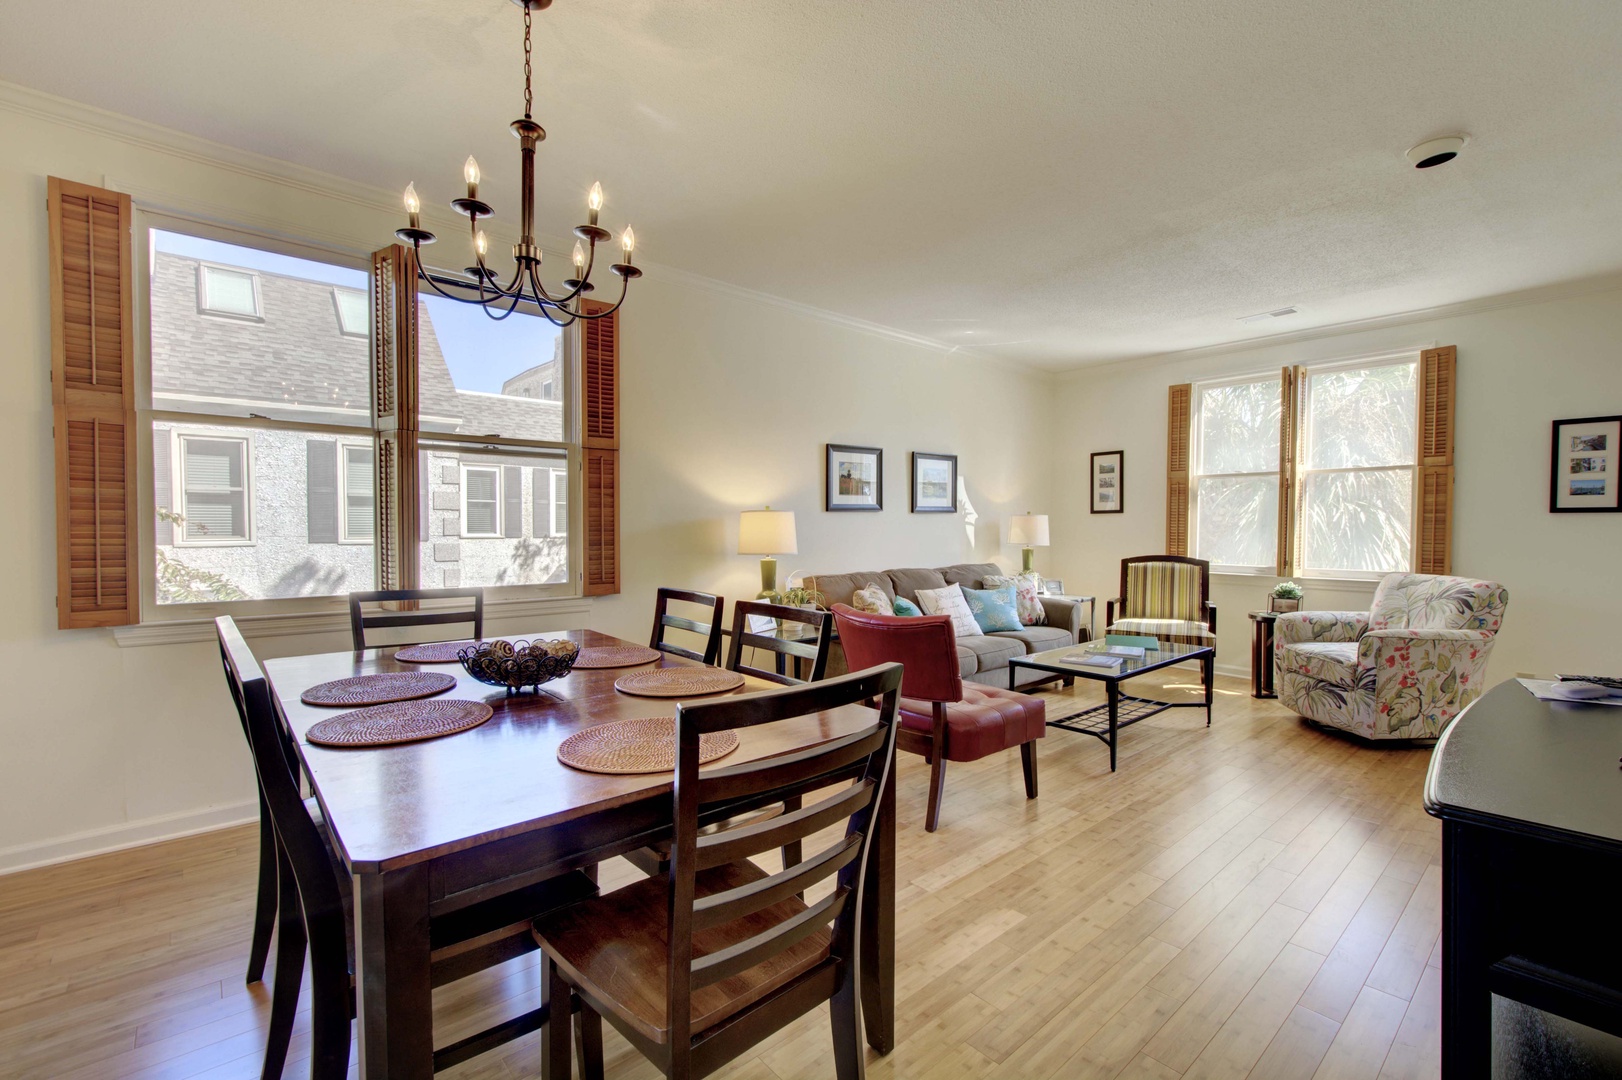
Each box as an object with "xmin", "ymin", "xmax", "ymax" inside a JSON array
[
  {"xmin": 459, "ymin": 464, "xmax": 503, "ymax": 538},
  {"xmin": 338, "ymin": 440, "xmax": 376, "ymax": 545},
  {"xmin": 0, "ymin": 800, "xmax": 258, "ymax": 877},
  {"xmin": 173, "ymin": 429, "xmax": 255, "ymax": 546}
]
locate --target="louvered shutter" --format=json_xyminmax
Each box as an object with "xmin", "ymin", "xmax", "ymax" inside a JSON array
[
  {"xmin": 153, "ymin": 429, "xmax": 173, "ymax": 546},
  {"xmin": 581, "ymin": 301, "xmax": 620, "ymax": 595},
  {"xmin": 1276, "ymin": 367, "xmax": 1298, "ymax": 575},
  {"xmin": 49, "ymin": 178, "xmax": 137, "ymax": 628},
  {"xmin": 306, "ymin": 439, "xmax": 338, "ymax": 543},
  {"xmin": 1416, "ymin": 346, "xmax": 1456, "ymax": 574},
  {"xmin": 533, "ymin": 466, "xmax": 552, "ymax": 537},
  {"xmin": 1165, "ymin": 384, "xmax": 1192, "ymax": 557},
  {"xmin": 503, "ymin": 465, "xmax": 523, "ymax": 538},
  {"xmin": 371, "ymin": 245, "xmax": 419, "ymax": 589}
]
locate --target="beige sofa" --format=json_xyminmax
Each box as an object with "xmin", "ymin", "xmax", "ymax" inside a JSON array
[{"xmin": 804, "ymin": 562, "xmax": 1086, "ymax": 688}]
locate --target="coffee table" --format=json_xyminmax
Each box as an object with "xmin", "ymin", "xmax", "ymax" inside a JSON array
[{"xmin": 1009, "ymin": 641, "xmax": 1215, "ymax": 771}]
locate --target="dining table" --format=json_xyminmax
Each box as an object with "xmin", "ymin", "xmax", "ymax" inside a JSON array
[{"xmin": 262, "ymin": 627, "xmax": 896, "ymax": 1080}]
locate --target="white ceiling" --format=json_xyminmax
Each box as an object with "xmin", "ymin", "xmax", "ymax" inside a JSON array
[{"xmin": 4, "ymin": 0, "xmax": 1621, "ymax": 369}]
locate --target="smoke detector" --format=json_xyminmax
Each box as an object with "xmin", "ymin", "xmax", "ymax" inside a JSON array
[
  {"xmin": 1406, "ymin": 135, "xmax": 1468, "ymax": 169},
  {"xmin": 1238, "ymin": 307, "xmax": 1299, "ymax": 325}
]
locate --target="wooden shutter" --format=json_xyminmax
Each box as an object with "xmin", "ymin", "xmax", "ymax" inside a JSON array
[
  {"xmin": 581, "ymin": 301, "xmax": 620, "ymax": 595},
  {"xmin": 1166, "ymin": 383, "xmax": 1191, "ymax": 556},
  {"xmin": 1276, "ymin": 366, "xmax": 1298, "ymax": 575},
  {"xmin": 1416, "ymin": 345, "xmax": 1456, "ymax": 574},
  {"xmin": 49, "ymin": 178, "xmax": 137, "ymax": 628},
  {"xmin": 371, "ymin": 245, "xmax": 419, "ymax": 589},
  {"xmin": 502, "ymin": 465, "xmax": 523, "ymax": 538},
  {"xmin": 306, "ymin": 439, "xmax": 338, "ymax": 543}
]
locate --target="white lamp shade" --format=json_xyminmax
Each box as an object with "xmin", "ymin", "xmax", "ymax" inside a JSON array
[
  {"xmin": 739, "ymin": 509, "xmax": 798, "ymax": 555},
  {"xmin": 1008, "ymin": 513, "xmax": 1050, "ymax": 547}
]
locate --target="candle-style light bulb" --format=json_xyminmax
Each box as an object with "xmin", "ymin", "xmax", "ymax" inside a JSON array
[
  {"xmin": 587, "ymin": 181, "xmax": 603, "ymax": 226},
  {"xmin": 621, "ymin": 225, "xmax": 635, "ymax": 266},
  {"xmin": 475, "ymin": 229, "xmax": 489, "ymax": 258},
  {"xmin": 572, "ymin": 240, "xmax": 585, "ymax": 270},
  {"xmin": 404, "ymin": 182, "xmax": 421, "ymax": 228},
  {"xmin": 463, "ymin": 156, "xmax": 481, "ymax": 199}
]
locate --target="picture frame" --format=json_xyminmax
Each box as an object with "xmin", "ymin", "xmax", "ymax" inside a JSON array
[
  {"xmin": 1043, "ymin": 578, "xmax": 1067, "ymax": 596},
  {"xmin": 1550, "ymin": 415, "xmax": 1622, "ymax": 513},
  {"xmin": 910, "ymin": 451, "xmax": 958, "ymax": 513},
  {"xmin": 1090, "ymin": 450, "xmax": 1124, "ymax": 514},
  {"xmin": 825, "ymin": 443, "xmax": 883, "ymax": 512}
]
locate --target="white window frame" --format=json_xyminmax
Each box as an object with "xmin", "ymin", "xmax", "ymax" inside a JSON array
[
  {"xmin": 332, "ymin": 287, "xmax": 369, "ymax": 337},
  {"xmin": 460, "ymin": 464, "xmax": 503, "ymax": 539},
  {"xmin": 1189, "ymin": 372, "xmax": 1282, "ymax": 575},
  {"xmin": 548, "ymin": 466, "xmax": 568, "ymax": 537},
  {"xmin": 338, "ymin": 439, "xmax": 376, "ymax": 545},
  {"xmin": 171, "ymin": 429, "xmax": 255, "ymax": 547},
  {"xmin": 196, "ymin": 262, "xmax": 263, "ymax": 320}
]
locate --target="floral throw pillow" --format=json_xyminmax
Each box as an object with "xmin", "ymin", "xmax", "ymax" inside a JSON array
[
  {"xmin": 851, "ymin": 584, "xmax": 894, "ymax": 616},
  {"xmin": 962, "ymin": 585, "xmax": 1023, "ymax": 633},
  {"xmin": 984, "ymin": 572, "xmax": 1047, "ymax": 625},
  {"xmin": 915, "ymin": 583, "xmax": 983, "ymax": 638}
]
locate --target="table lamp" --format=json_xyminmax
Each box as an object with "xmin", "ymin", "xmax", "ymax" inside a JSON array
[
  {"xmin": 739, "ymin": 507, "xmax": 798, "ymax": 601},
  {"xmin": 1008, "ymin": 512, "xmax": 1049, "ymax": 574}
]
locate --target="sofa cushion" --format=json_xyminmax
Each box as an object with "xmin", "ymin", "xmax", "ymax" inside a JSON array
[
  {"xmin": 963, "ymin": 585, "xmax": 1023, "ymax": 633},
  {"xmin": 886, "ymin": 567, "xmax": 949, "ymax": 604},
  {"xmin": 955, "ymin": 645, "xmax": 978, "ymax": 677},
  {"xmin": 916, "ymin": 584, "xmax": 982, "ymax": 639},
  {"xmin": 989, "ymin": 626, "xmax": 1073, "ymax": 655},
  {"xmin": 899, "ymin": 684, "xmax": 1046, "ymax": 762},
  {"xmin": 955, "ymin": 633, "xmax": 1024, "ymax": 672},
  {"xmin": 1108, "ymin": 618, "xmax": 1214, "ymax": 640},
  {"xmin": 850, "ymin": 584, "xmax": 893, "ymax": 616},
  {"xmin": 1280, "ymin": 641, "xmax": 1359, "ymax": 687},
  {"xmin": 983, "ymin": 572, "xmax": 1048, "ymax": 625},
  {"xmin": 803, "ymin": 572, "xmax": 894, "ymax": 612},
  {"xmin": 937, "ymin": 562, "xmax": 1003, "ymax": 589}
]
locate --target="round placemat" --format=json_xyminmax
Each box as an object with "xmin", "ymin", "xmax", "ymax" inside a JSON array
[
  {"xmin": 306, "ymin": 699, "xmax": 493, "ymax": 748},
  {"xmin": 300, "ymin": 671, "xmax": 457, "ymax": 707},
  {"xmin": 613, "ymin": 667, "xmax": 745, "ymax": 698},
  {"xmin": 573, "ymin": 645, "xmax": 662, "ymax": 669},
  {"xmin": 557, "ymin": 717, "xmax": 740, "ymax": 774},
  {"xmin": 394, "ymin": 641, "xmax": 479, "ymax": 663}
]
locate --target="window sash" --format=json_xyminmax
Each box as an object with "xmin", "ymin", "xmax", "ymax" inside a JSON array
[
  {"xmin": 461, "ymin": 465, "xmax": 502, "ymax": 538},
  {"xmin": 176, "ymin": 433, "xmax": 251, "ymax": 545}
]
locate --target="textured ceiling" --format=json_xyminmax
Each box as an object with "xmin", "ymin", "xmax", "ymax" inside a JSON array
[{"xmin": 3, "ymin": 0, "xmax": 1621, "ymax": 368}]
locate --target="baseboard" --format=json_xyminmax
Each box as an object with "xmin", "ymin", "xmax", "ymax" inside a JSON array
[
  {"xmin": 1215, "ymin": 662, "xmax": 1249, "ymax": 680},
  {"xmin": 0, "ymin": 800, "xmax": 258, "ymax": 876}
]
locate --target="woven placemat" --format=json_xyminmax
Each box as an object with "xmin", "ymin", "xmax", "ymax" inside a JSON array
[
  {"xmin": 301, "ymin": 671, "xmax": 457, "ymax": 707},
  {"xmin": 557, "ymin": 717, "xmax": 740, "ymax": 774},
  {"xmin": 573, "ymin": 645, "xmax": 661, "ymax": 669},
  {"xmin": 395, "ymin": 641, "xmax": 479, "ymax": 663},
  {"xmin": 306, "ymin": 699, "xmax": 493, "ymax": 748},
  {"xmin": 613, "ymin": 667, "xmax": 745, "ymax": 698}
]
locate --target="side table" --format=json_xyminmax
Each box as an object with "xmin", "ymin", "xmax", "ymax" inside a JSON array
[
  {"xmin": 1046, "ymin": 593, "xmax": 1096, "ymax": 642},
  {"xmin": 1248, "ymin": 610, "xmax": 1278, "ymax": 698}
]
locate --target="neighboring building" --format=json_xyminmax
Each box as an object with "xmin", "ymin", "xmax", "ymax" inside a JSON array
[
  {"xmin": 499, "ymin": 338, "xmax": 564, "ymax": 401},
  {"xmin": 150, "ymin": 251, "xmax": 569, "ymax": 603}
]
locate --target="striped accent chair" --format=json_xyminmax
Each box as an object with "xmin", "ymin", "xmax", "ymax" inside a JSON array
[{"xmin": 1105, "ymin": 555, "xmax": 1216, "ymax": 646}]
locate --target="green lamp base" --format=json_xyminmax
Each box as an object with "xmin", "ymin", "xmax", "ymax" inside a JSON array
[
  {"xmin": 758, "ymin": 557, "xmax": 781, "ymax": 602},
  {"xmin": 1021, "ymin": 547, "xmax": 1036, "ymax": 574}
]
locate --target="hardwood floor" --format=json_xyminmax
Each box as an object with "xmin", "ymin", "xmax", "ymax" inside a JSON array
[{"xmin": 0, "ymin": 672, "xmax": 1442, "ymax": 1079}]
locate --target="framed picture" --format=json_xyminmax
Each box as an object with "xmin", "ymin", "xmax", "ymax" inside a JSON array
[
  {"xmin": 825, "ymin": 443, "xmax": 883, "ymax": 512},
  {"xmin": 1551, "ymin": 416, "xmax": 1622, "ymax": 512},
  {"xmin": 910, "ymin": 451, "xmax": 958, "ymax": 513},
  {"xmin": 1043, "ymin": 578, "xmax": 1066, "ymax": 596},
  {"xmin": 1091, "ymin": 450, "xmax": 1123, "ymax": 514}
]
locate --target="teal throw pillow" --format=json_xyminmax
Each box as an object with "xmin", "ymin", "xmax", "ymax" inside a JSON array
[
  {"xmin": 962, "ymin": 585, "xmax": 1022, "ymax": 633},
  {"xmin": 891, "ymin": 596, "xmax": 923, "ymax": 617}
]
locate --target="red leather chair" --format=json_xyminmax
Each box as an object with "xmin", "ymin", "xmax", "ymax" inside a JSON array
[{"xmin": 832, "ymin": 604, "xmax": 1044, "ymax": 832}]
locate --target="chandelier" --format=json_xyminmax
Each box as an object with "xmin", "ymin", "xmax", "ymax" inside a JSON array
[{"xmin": 394, "ymin": 0, "xmax": 638, "ymax": 326}]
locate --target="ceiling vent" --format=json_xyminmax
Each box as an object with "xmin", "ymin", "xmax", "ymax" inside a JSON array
[{"xmin": 1238, "ymin": 307, "xmax": 1299, "ymax": 324}]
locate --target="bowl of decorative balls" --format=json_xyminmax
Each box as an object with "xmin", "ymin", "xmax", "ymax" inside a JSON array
[{"xmin": 458, "ymin": 638, "xmax": 581, "ymax": 695}]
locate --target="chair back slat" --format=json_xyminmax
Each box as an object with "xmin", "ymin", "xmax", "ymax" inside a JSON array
[
  {"xmin": 650, "ymin": 587, "xmax": 725, "ymax": 665},
  {"xmin": 691, "ymin": 888, "xmax": 848, "ymax": 990},
  {"xmin": 348, "ymin": 588, "xmax": 484, "ymax": 650},
  {"xmin": 692, "ymin": 833, "xmax": 862, "ymax": 931},
  {"xmin": 726, "ymin": 601, "xmax": 833, "ymax": 686},
  {"xmin": 697, "ymin": 727, "xmax": 883, "ymax": 806},
  {"xmin": 695, "ymin": 779, "xmax": 875, "ymax": 871}
]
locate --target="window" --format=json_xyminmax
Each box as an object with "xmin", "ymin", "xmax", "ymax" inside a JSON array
[
  {"xmin": 461, "ymin": 465, "xmax": 502, "ymax": 538},
  {"xmin": 198, "ymin": 264, "xmax": 261, "ymax": 318},
  {"xmin": 333, "ymin": 288, "xmax": 368, "ymax": 336},
  {"xmin": 176, "ymin": 434, "xmax": 251, "ymax": 543},
  {"xmin": 1192, "ymin": 377, "xmax": 1281, "ymax": 571},
  {"xmin": 340, "ymin": 443, "xmax": 375, "ymax": 543},
  {"xmin": 549, "ymin": 468, "xmax": 568, "ymax": 536}
]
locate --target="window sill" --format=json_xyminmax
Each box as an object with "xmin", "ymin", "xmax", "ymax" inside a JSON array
[{"xmin": 111, "ymin": 594, "xmax": 594, "ymax": 648}]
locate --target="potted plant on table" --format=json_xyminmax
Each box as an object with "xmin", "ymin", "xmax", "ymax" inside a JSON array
[
  {"xmin": 779, "ymin": 585, "xmax": 826, "ymax": 612},
  {"xmin": 1269, "ymin": 581, "xmax": 1304, "ymax": 613}
]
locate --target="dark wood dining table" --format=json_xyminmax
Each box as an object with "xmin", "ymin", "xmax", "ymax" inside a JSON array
[{"xmin": 262, "ymin": 628, "xmax": 895, "ymax": 1080}]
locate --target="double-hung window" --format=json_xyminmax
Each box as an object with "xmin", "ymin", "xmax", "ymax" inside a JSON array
[{"xmin": 1191, "ymin": 377, "xmax": 1282, "ymax": 572}]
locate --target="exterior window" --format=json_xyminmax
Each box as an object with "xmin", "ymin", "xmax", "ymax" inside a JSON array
[
  {"xmin": 461, "ymin": 465, "xmax": 502, "ymax": 538},
  {"xmin": 549, "ymin": 468, "xmax": 568, "ymax": 536},
  {"xmin": 198, "ymin": 264, "xmax": 260, "ymax": 318},
  {"xmin": 333, "ymin": 288, "xmax": 368, "ymax": 336},
  {"xmin": 177, "ymin": 434, "xmax": 251, "ymax": 543},
  {"xmin": 1191, "ymin": 377, "xmax": 1281, "ymax": 571},
  {"xmin": 541, "ymin": 379, "xmax": 554, "ymax": 400},
  {"xmin": 341, "ymin": 443, "xmax": 375, "ymax": 543}
]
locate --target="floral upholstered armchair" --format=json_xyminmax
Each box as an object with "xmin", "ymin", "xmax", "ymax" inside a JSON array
[{"xmin": 1275, "ymin": 573, "xmax": 1509, "ymax": 740}]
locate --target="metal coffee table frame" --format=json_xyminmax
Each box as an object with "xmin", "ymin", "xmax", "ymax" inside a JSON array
[{"xmin": 1010, "ymin": 642, "xmax": 1215, "ymax": 771}]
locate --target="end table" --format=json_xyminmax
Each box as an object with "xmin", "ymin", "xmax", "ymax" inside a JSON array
[{"xmin": 1248, "ymin": 610, "xmax": 1279, "ymax": 699}]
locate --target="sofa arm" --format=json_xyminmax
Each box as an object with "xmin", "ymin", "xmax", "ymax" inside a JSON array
[
  {"xmin": 1360, "ymin": 629, "xmax": 1498, "ymax": 738},
  {"xmin": 1038, "ymin": 596, "xmax": 1083, "ymax": 643},
  {"xmin": 1275, "ymin": 611, "xmax": 1369, "ymax": 646}
]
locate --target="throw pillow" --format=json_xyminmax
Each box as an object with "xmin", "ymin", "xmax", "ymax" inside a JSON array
[
  {"xmin": 984, "ymin": 572, "xmax": 1048, "ymax": 625},
  {"xmin": 915, "ymin": 583, "xmax": 982, "ymax": 638},
  {"xmin": 891, "ymin": 596, "xmax": 923, "ymax": 617},
  {"xmin": 850, "ymin": 583, "xmax": 894, "ymax": 616},
  {"xmin": 962, "ymin": 585, "xmax": 1023, "ymax": 633}
]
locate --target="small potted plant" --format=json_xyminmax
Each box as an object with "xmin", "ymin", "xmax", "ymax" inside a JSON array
[
  {"xmin": 780, "ymin": 585, "xmax": 826, "ymax": 611},
  {"xmin": 1269, "ymin": 581, "xmax": 1304, "ymax": 613}
]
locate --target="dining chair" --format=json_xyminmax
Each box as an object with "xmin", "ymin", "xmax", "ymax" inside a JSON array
[
  {"xmin": 832, "ymin": 604, "xmax": 1045, "ymax": 832},
  {"xmin": 532, "ymin": 661, "xmax": 903, "ymax": 1080},
  {"xmin": 215, "ymin": 616, "xmax": 602, "ymax": 1079},
  {"xmin": 347, "ymin": 587, "xmax": 484, "ymax": 651},
  {"xmin": 725, "ymin": 601, "xmax": 834, "ymax": 686},
  {"xmin": 649, "ymin": 587, "xmax": 725, "ymax": 665}
]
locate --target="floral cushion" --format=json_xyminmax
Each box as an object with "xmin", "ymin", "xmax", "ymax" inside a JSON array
[
  {"xmin": 1279, "ymin": 641, "xmax": 1359, "ymax": 686},
  {"xmin": 962, "ymin": 585, "xmax": 1023, "ymax": 633},
  {"xmin": 915, "ymin": 583, "xmax": 982, "ymax": 639},
  {"xmin": 983, "ymin": 572, "xmax": 1048, "ymax": 626},
  {"xmin": 1367, "ymin": 574, "xmax": 1509, "ymax": 633},
  {"xmin": 850, "ymin": 584, "xmax": 893, "ymax": 616}
]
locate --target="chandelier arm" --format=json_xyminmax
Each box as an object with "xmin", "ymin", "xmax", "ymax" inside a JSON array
[
  {"xmin": 572, "ymin": 274, "xmax": 631, "ymax": 320},
  {"xmin": 417, "ymin": 263, "xmax": 524, "ymax": 307},
  {"xmin": 479, "ymin": 289, "xmax": 528, "ymax": 322},
  {"xmin": 527, "ymin": 263, "xmax": 575, "ymax": 326}
]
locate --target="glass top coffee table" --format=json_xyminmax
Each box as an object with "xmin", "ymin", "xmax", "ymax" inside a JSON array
[{"xmin": 1009, "ymin": 640, "xmax": 1215, "ymax": 771}]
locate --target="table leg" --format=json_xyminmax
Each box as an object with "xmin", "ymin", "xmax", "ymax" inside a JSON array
[
  {"xmin": 355, "ymin": 864, "xmax": 434, "ymax": 1080},
  {"xmin": 860, "ymin": 756, "xmax": 896, "ymax": 1054},
  {"xmin": 1441, "ymin": 821, "xmax": 1492, "ymax": 1078},
  {"xmin": 1203, "ymin": 653, "xmax": 1214, "ymax": 726},
  {"xmin": 1106, "ymin": 681, "xmax": 1119, "ymax": 772}
]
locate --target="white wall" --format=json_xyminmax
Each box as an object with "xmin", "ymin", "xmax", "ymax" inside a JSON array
[
  {"xmin": 0, "ymin": 89, "xmax": 1051, "ymax": 870},
  {"xmin": 1048, "ymin": 285, "xmax": 1622, "ymax": 681}
]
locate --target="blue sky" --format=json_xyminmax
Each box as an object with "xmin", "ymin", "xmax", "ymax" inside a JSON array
[{"xmin": 153, "ymin": 230, "xmax": 561, "ymax": 394}]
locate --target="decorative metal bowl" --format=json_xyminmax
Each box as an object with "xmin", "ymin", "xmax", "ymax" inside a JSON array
[{"xmin": 458, "ymin": 638, "xmax": 581, "ymax": 695}]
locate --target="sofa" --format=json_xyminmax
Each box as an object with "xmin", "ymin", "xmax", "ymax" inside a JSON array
[
  {"xmin": 1275, "ymin": 572, "xmax": 1509, "ymax": 741},
  {"xmin": 804, "ymin": 563, "xmax": 1085, "ymax": 688}
]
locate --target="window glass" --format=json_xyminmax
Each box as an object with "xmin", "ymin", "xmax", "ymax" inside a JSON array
[
  {"xmin": 421, "ymin": 447, "xmax": 570, "ymax": 589},
  {"xmin": 1197, "ymin": 380, "xmax": 1280, "ymax": 475},
  {"xmin": 551, "ymin": 468, "xmax": 568, "ymax": 536},
  {"xmin": 1192, "ymin": 376, "xmax": 1280, "ymax": 569},
  {"xmin": 1194, "ymin": 476, "xmax": 1279, "ymax": 569},
  {"xmin": 1303, "ymin": 365, "xmax": 1417, "ymax": 470},
  {"xmin": 200, "ymin": 266, "xmax": 259, "ymax": 317},
  {"xmin": 1300, "ymin": 471, "xmax": 1414, "ymax": 573},
  {"xmin": 461, "ymin": 465, "xmax": 502, "ymax": 537},
  {"xmin": 417, "ymin": 294, "xmax": 564, "ymax": 441},
  {"xmin": 334, "ymin": 288, "xmax": 369, "ymax": 337},
  {"xmin": 342, "ymin": 444, "xmax": 375, "ymax": 542},
  {"xmin": 180, "ymin": 436, "xmax": 249, "ymax": 541}
]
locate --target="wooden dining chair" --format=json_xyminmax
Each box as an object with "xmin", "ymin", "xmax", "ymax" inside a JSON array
[
  {"xmin": 533, "ymin": 662, "xmax": 903, "ymax": 1080},
  {"xmin": 347, "ymin": 587, "xmax": 484, "ymax": 651},
  {"xmin": 726, "ymin": 601, "xmax": 834, "ymax": 686},
  {"xmin": 650, "ymin": 587, "xmax": 725, "ymax": 665},
  {"xmin": 215, "ymin": 616, "xmax": 602, "ymax": 1079}
]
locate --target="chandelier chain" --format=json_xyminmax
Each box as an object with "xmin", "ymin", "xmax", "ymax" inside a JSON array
[{"xmin": 522, "ymin": 3, "xmax": 533, "ymax": 120}]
